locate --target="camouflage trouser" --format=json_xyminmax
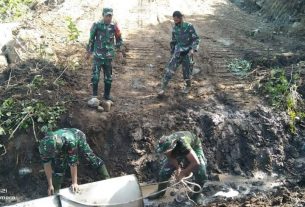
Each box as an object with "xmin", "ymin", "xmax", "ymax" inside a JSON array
[
  {"xmin": 159, "ymin": 146, "xmax": 207, "ymax": 186},
  {"xmin": 52, "ymin": 129, "xmax": 104, "ymax": 192},
  {"xmin": 162, "ymin": 53, "xmax": 193, "ymax": 87},
  {"xmin": 91, "ymin": 57, "xmax": 112, "ymax": 96}
]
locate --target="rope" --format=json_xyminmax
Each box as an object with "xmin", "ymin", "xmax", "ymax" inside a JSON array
[{"xmin": 58, "ymin": 173, "xmax": 202, "ymax": 206}]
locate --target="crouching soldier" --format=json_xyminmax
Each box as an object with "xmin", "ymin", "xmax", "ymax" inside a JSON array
[
  {"xmin": 39, "ymin": 128, "xmax": 110, "ymax": 195},
  {"xmin": 149, "ymin": 131, "xmax": 207, "ymax": 205}
]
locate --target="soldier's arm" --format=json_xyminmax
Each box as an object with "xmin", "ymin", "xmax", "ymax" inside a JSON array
[
  {"xmin": 170, "ymin": 30, "xmax": 177, "ymax": 54},
  {"xmin": 165, "ymin": 151, "xmax": 180, "ymax": 169},
  {"xmin": 189, "ymin": 24, "xmax": 200, "ymax": 52},
  {"xmin": 87, "ymin": 22, "xmax": 98, "ymax": 53},
  {"xmin": 70, "ymin": 165, "xmax": 77, "ymax": 183},
  {"xmin": 114, "ymin": 23, "xmax": 123, "ymax": 50},
  {"xmin": 178, "ymin": 149, "xmax": 200, "ymax": 180},
  {"xmin": 43, "ymin": 162, "xmax": 55, "ymax": 195}
]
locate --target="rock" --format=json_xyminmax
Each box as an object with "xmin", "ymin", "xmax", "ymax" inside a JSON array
[
  {"xmin": 0, "ymin": 23, "xmax": 19, "ymax": 51},
  {"xmin": 233, "ymin": 163, "xmax": 243, "ymax": 175},
  {"xmin": 2, "ymin": 40, "xmax": 21, "ymax": 64},
  {"xmin": 97, "ymin": 106, "xmax": 104, "ymax": 112},
  {"xmin": 132, "ymin": 127, "xmax": 143, "ymax": 141},
  {"xmin": 192, "ymin": 68, "xmax": 201, "ymax": 75},
  {"xmin": 88, "ymin": 97, "xmax": 100, "ymax": 108},
  {"xmin": 291, "ymin": 22, "xmax": 302, "ymax": 29},
  {"xmin": 101, "ymin": 100, "xmax": 112, "ymax": 112}
]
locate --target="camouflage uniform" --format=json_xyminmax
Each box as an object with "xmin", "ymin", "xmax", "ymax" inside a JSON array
[
  {"xmin": 158, "ymin": 131, "xmax": 207, "ymax": 186},
  {"xmin": 161, "ymin": 22, "xmax": 200, "ymax": 90},
  {"xmin": 87, "ymin": 8, "xmax": 123, "ymax": 99},
  {"xmin": 149, "ymin": 131, "xmax": 207, "ymax": 202},
  {"xmin": 39, "ymin": 128, "xmax": 109, "ymax": 192}
]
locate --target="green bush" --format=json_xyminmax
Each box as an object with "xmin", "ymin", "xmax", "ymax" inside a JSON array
[
  {"xmin": 65, "ymin": 16, "xmax": 80, "ymax": 42},
  {"xmin": 0, "ymin": 0, "xmax": 33, "ymax": 21},
  {"xmin": 228, "ymin": 58, "xmax": 252, "ymax": 77},
  {"xmin": 0, "ymin": 98, "xmax": 65, "ymax": 138},
  {"xmin": 263, "ymin": 68, "xmax": 304, "ymax": 133}
]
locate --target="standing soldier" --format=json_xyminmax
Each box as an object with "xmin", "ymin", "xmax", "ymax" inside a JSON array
[
  {"xmin": 158, "ymin": 11, "xmax": 200, "ymax": 96},
  {"xmin": 87, "ymin": 8, "xmax": 123, "ymax": 106},
  {"xmin": 148, "ymin": 131, "xmax": 208, "ymax": 205},
  {"xmin": 39, "ymin": 128, "xmax": 110, "ymax": 195}
]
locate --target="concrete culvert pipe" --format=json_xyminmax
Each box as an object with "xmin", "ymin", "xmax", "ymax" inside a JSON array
[{"xmin": 6, "ymin": 175, "xmax": 144, "ymax": 207}]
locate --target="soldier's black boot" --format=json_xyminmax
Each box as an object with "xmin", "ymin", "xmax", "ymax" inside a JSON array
[
  {"xmin": 182, "ymin": 80, "xmax": 191, "ymax": 94},
  {"xmin": 157, "ymin": 80, "xmax": 169, "ymax": 96},
  {"xmin": 103, "ymin": 83, "xmax": 114, "ymax": 101},
  {"xmin": 92, "ymin": 83, "xmax": 98, "ymax": 96},
  {"xmin": 147, "ymin": 182, "xmax": 169, "ymax": 199},
  {"xmin": 190, "ymin": 184, "xmax": 204, "ymax": 205}
]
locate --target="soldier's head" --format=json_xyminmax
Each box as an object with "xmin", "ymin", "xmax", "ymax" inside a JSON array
[
  {"xmin": 156, "ymin": 134, "xmax": 177, "ymax": 154},
  {"xmin": 172, "ymin": 11, "xmax": 183, "ymax": 24},
  {"xmin": 38, "ymin": 135, "xmax": 63, "ymax": 158},
  {"xmin": 102, "ymin": 8, "xmax": 113, "ymax": 24}
]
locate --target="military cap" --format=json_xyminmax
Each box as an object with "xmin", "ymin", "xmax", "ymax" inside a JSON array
[
  {"xmin": 103, "ymin": 8, "xmax": 113, "ymax": 16},
  {"xmin": 156, "ymin": 134, "xmax": 177, "ymax": 153}
]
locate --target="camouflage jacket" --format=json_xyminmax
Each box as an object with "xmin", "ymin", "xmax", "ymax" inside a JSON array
[
  {"xmin": 39, "ymin": 128, "xmax": 83, "ymax": 166},
  {"xmin": 170, "ymin": 22, "xmax": 200, "ymax": 55},
  {"xmin": 87, "ymin": 20, "xmax": 123, "ymax": 59},
  {"xmin": 169, "ymin": 131, "xmax": 202, "ymax": 157}
]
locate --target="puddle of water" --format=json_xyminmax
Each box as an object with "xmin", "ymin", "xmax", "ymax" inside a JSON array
[
  {"xmin": 213, "ymin": 188, "xmax": 239, "ymax": 198},
  {"xmin": 141, "ymin": 171, "xmax": 284, "ymax": 206}
]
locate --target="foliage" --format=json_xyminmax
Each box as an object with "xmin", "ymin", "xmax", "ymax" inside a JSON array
[
  {"xmin": 0, "ymin": 0, "xmax": 33, "ymax": 21},
  {"xmin": 263, "ymin": 68, "xmax": 304, "ymax": 134},
  {"xmin": 264, "ymin": 68, "xmax": 289, "ymax": 105},
  {"xmin": 65, "ymin": 16, "xmax": 80, "ymax": 42},
  {"xmin": 228, "ymin": 58, "xmax": 252, "ymax": 77},
  {"xmin": 0, "ymin": 98, "xmax": 65, "ymax": 138}
]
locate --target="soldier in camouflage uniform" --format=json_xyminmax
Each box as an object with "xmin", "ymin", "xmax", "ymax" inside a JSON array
[
  {"xmin": 87, "ymin": 8, "xmax": 123, "ymax": 106},
  {"xmin": 39, "ymin": 128, "xmax": 110, "ymax": 195},
  {"xmin": 148, "ymin": 131, "xmax": 207, "ymax": 205},
  {"xmin": 158, "ymin": 11, "xmax": 200, "ymax": 96}
]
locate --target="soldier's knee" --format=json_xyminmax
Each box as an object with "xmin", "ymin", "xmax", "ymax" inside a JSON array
[
  {"xmin": 91, "ymin": 75, "xmax": 100, "ymax": 85},
  {"xmin": 104, "ymin": 78, "xmax": 112, "ymax": 84}
]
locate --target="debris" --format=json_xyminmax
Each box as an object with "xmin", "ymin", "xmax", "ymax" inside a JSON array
[
  {"xmin": 97, "ymin": 106, "xmax": 104, "ymax": 112},
  {"xmin": 19, "ymin": 167, "xmax": 32, "ymax": 176},
  {"xmin": 101, "ymin": 100, "xmax": 112, "ymax": 112},
  {"xmin": 87, "ymin": 97, "xmax": 100, "ymax": 108}
]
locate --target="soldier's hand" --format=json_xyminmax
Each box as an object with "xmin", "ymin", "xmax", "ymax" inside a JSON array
[
  {"xmin": 48, "ymin": 185, "xmax": 54, "ymax": 196},
  {"xmin": 70, "ymin": 183, "xmax": 80, "ymax": 193},
  {"xmin": 175, "ymin": 167, "xmax": 181, "ymax": 180},
  {"xmin": 177, "ymin": 169, "xmax": 191, "ymax": 181}
]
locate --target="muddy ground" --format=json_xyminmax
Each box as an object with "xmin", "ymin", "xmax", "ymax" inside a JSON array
[{"xmin": 1, "ymin": 0, "xmax": 305, "ymax": 206}]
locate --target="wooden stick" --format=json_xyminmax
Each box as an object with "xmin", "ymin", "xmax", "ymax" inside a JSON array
[
  {"xmin": 31, "ymin": 117, "xmax": 38, "ymax": 142},
  {"xmin": 9, "ymin": 113, "xmax": 30, "ymax": 140},
  {"xmin": 53, "ymin": 66, "xmax": 68, "ymax": 84},
  {"xmin": 6, "ymin": 68, "xmax": 13, "ymax": 89}
]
